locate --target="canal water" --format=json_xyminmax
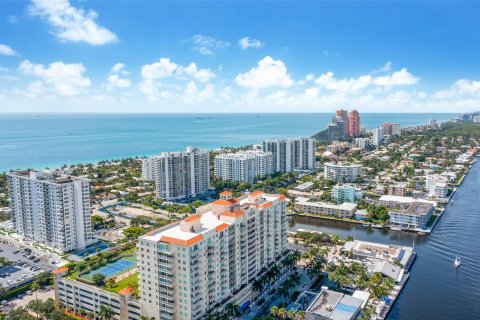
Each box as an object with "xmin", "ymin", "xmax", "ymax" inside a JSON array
[{"xmin": 289, "ymin": 160, "xmax": 480, "ymax": 320}]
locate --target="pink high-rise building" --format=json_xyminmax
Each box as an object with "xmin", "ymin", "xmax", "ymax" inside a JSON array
[
  {"xmin": 336, "ymin": 109, "xmax": 350, "ymax": 138},
  {"xmin": 349, "ymin": 110, "xmax": 361, "ymax": 138}
]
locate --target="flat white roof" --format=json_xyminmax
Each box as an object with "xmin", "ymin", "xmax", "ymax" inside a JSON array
[{"xmin": 296, "ymin": 198, "xmax": 357, "ymax": 211}]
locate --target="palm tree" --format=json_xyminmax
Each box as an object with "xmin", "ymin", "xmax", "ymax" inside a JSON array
[
  {"xmin": 224, "ymin": 302, "xmax": 240, "ymax": 319},
  {"xmin": 98, "ymin": 305, "xmax": 114, "ymax": 320},
  {"xmin": 295, "ymin": 310, "xmax": 306, "ymax": 320},
  {"xmin": 289, "ymin": 272, "xmax": 301, "ymax": 287},
  {"xmin": 278, "ymin": 286, "xmax": 290, "ymax": 301},
  {"xmin": 331, "ymin": 234, "xmax": 340, "ymax": 252},
  {"xmin": 252, "ymin": 279, "xmax": 263, "ymax": 297},
  {"xmin": 270, "ymin": 306, "xmax": 280, "ymax": 318},
  {"xmin": 31, "ymin": 280, "xmax": 40, "ymax": 320}
]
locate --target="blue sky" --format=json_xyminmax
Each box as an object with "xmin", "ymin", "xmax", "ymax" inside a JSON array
[{"xmin": 1, "ymin": 0, "xmax": 480, "ymax": 113}]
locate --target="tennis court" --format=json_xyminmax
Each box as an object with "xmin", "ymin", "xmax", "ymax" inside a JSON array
[{"xmin": 80, "ymin": 256, "xmax": 137, "ymax": 281}]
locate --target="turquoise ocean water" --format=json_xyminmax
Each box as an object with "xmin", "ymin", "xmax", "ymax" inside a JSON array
[{"xmin": 0, "ymin": 113, "xmax": 458, "ymax": 172}]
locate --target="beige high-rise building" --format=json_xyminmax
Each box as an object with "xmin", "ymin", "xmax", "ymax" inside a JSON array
[{"xmin": 138, "ymin": 191, "xmax": 287, "ymax": 320}]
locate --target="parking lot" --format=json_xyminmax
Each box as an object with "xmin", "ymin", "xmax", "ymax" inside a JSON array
[
  {"xmin": 0, "ymin": 287, "xmax": 54, "ymax": 313},
  {"xmin": 0, "ymin": 262, "xmax": 46, "ymax": 290},
  {"xmin": 0, "ymin": 240, "xmax": 62, "ymax": 271}
]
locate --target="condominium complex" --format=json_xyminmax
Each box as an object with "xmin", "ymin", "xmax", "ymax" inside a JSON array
[
  {"xmin": 7, "ymin": 170, "xmax": 94, "ymax": 252},
  {"xmin": 138, "ymin": 191, "xmax": 287, "ymax": 320},
  {"xmin": 349, "ymin": 110, "xmax": 361, "ymax": 138},
  {"xmin": 371, "ymin": 128, "xmax": 384, "ymax": 146},
  {"xmin": 355, "ymin": 137, "xmax": 370, "ymax": 149},
  {"xmin": 388, "ymin": 182, "xmax": 408, "ymax": 196},
  {"xmin": 294, "ymin": 197, "xmax": 357, "ymax": 218},
  {"xmin": 141, "ymin": 158, "xmax": 155, "ymax": 181},
  {"xmin": 146, "ymin": 147, "xmax": 210, "ymax": 200},
  {"xmin": 336, "ymin": 109, "xmax": 350, "ymax": 138},
  {"xmin": 214, "ymin": 151, "xmax": 273, "ymax": 184},
  {"xmin": 390, "ymin": 202, "xmax": 435, "ymax": 230},
  {"xmin": 262, "ymin": 138, "xmax": 316, "ymax": 173},
  {"xmin": 331, "ymin": 185, "xmax": 356, "ymax": 203},
  {"xmin": 53, "ymin": 268, "xmax": 141, "ymax": 320},
  {"xmin": 381, "ymin": 123, "xmax": 401, "ymax": 136},
  {"xmin": 324, "ymin": 162, "xmax": 363, "ymax": 182},
  {"xmin": 426, "ymin": 175, "xmax": 449, "ymax": 198}
]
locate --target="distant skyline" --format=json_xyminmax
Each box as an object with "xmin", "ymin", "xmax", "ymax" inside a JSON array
[{"xmin": 1, "ymin": 0, "xmax": 480, "ymax": 113}]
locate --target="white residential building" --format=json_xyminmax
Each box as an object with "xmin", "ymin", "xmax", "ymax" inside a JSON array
[
  {"xmin": 53, "ymin": 268, "xmax": 141, "ymax": 320},
  {"xmin": 141, "ymin": 158, "xmax": 155, "ymax": 181},
  {"xmin": 426, "ymin": 175, "xmax": 448, "ymax": 198},
  {"xmin": 390, "ymin": 202, "xmax": 434, "ymax": 230},
  {"xmin": 262, "ymin": 138, "xmax": 316, "ymax": 173},
  {"xmin": 378, "ymin": 195, "xmax": 436, "ymax": 209},
  {"xmin": 7, "ymin": 170, "xmax": 94, "ymax": 252},
  {"xmin": 371, "ymin": 128, "xmax": 384, "ymax": 146},
  {"xmin": 294, "ymin": 197, "xmax": 357, "ymax": 218},
  {"xmin": 392, "ymin": 123, "xmax": 401, "ymax": 136},
  {"xmin": 354, "ymin": 138, "xmax": 370, "ymax": 149},
  {"xmin": 214, "ymin": 151, "xmax": 273, "ymax": 184},
  {"xmin": 138, "ymin": 191, "xmax": 287, "ymax": 320},
  {"xmin": 147, "ymin": 147, "xmax": 210, "ymax": 200},
  {"xmin": 324, "ymin": 162, "xmax": 363, "ymax": 182}
]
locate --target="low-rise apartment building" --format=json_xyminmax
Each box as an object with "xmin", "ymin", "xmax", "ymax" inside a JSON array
[
  {"xmin": 294, "ymin": 197, "xmax": 357, "ymax": 218},
  {"xmin": 138, "ymin": 191, "xmax": 287, "ymax": 320},
  {"xmin": 388, "ymin": 182, "xmax": 408, "ymax": 196},
  {"xmin": 323, "ymin": 162, "xmax": 363, "ymax": 182},
  {"xmin": 378, "ymin": 195, "xmax": 436, "ymax": 209},
  {"xmin": 389, "ymin": 202, "xmax": 435, "ymax": 230},
  {"xmin": 53, "ymin": 268, "xmax": 141, "ymax": 320},
  {"xmin": 331, "ymin": 185, "xmax": 356, "ymax": 203}
]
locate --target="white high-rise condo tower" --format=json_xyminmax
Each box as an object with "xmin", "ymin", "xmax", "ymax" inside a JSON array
[
  {"xmin": 7, "ymin": 170, "xmax": 94, "ymax": 252},
  {"xmin": 262, "ymin": 137, "xmax": 316, "ymax": 173},
  {"xmin": 148, "ymin": 147, "xmax": 210, "ymax": 200},
  {"xmin": 138, "ymin": 191, "xmax": 287, "ymax": 320},
  {"xmin": 214, "ymin": 150, "xmax": 273, "ymax": 184}
]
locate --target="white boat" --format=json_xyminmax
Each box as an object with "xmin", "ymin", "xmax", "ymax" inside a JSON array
[{"xmin": 454, "ymin": 256, "xmax": 461, "ymax": 268}]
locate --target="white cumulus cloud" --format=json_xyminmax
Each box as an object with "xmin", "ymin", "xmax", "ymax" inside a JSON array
[
  {"xmin": 315, "ymin": 72, "xmax": 373, "ymax": 93},
  {"xmin": 106, "ymin": 63, "xmax": 131, "ymax": 90},
  {"xmin": 28, "ymin": 0, "xmax": 117, "ymax": 45},
  {"xmin": 373, "ymin": 68, "xmax": 419, "ymax": 86},
  {"xmin": 0, "ymin": 44, "xmax": 17, "ymax": 56},
  {"xmin": 238, "ymin": 37, "xmax": 264, "ymax": 49},
  {"xmin": 18, "ymin": 59, "xmax": 91, "ymax": 96},
  {"xmin": 235, "ymin": 56, "xmax": 293, "ymax": 89},
  {"xmin": 139, "ymin": 58, "xmax": 215, "ymax": 100},
  {"xmin": 190, "ymin": 34, "xmax": 230, "ymax": 55}
]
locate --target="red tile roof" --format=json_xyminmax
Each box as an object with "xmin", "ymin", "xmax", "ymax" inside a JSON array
[
  {"xmin": 52, "ymin": 267, "xmax": 69, "ymax": 275},
  {"xmin": 213, "ymin": 199, "xmax": 237, "ymax": 206},
  {"xmin": 183, "ymin": 215, "xmax": 201, "ymax": 223},
  {"xmin": 220, "ymin": 210, "xmax": 245, "ymax": 218},
  {"xmin": 215, "ymin": 223, "xmax": 229, "ymax": 232},
  {"xmin": 119, "ymin": 287, "xmax": 135, "ymax": 296},
  {"xmin": 160, "ymin": 234, "xmax": 203, "ymax": 246}
]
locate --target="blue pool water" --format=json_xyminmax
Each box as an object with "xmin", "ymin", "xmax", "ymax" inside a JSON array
[{"xmin": 335, "ymin": 303, "xmax": 358, "ymax": 313}]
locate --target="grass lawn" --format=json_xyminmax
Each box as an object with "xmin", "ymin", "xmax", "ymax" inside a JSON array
[
  {"xmin": 105, "ymin": 272, "xmax": 139, "ymax": 294},
  {"xmin": 121, "ymin": 246, "xmax": 137, "ymax": 255}
]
